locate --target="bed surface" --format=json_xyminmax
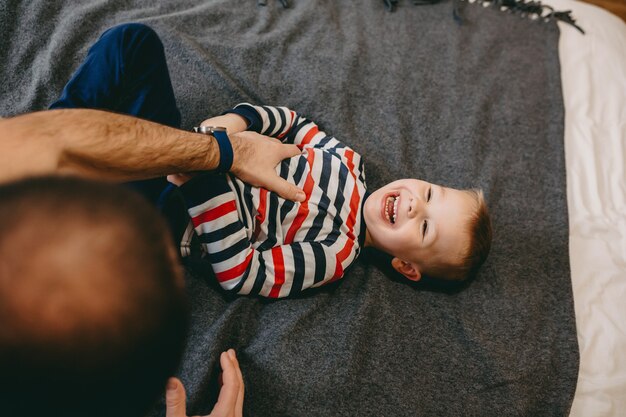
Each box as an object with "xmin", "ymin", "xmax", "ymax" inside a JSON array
[
  {"xmin": 1, "ymin": 0, "xmax": 623, "ymax": 416},
  {"xmin": 546, "ymin": 1, "xmax": 626, "ymax": 415}
]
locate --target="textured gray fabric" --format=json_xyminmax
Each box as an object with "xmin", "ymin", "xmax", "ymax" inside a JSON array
[{"xmin": 0, "ymin": 1, "xmax": 578, "ymax": 416}]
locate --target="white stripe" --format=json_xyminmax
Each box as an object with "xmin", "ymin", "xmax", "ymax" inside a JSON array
[
  {"xmin": 257, "ymin": 105, "xmax": 271, "ymax": 133},
  {"xmin": 278, "ymin": 247, "xmax": 295, "ymax": 298},
  {"xmin": 299, "ymin": 243, "xmax": 316, "ymax": 290},
  {"xmin": 211, "ymin": 244, "xmax": 249, "ymax": 274},
  {"xmin": 220, "ymin": 276, "xmax": 242, "ymax": 291}
]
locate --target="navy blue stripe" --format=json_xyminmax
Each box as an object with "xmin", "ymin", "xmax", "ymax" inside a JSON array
[
  {"xmin": 198, "ymin": 221, "xmax": 242, "ymax": 244},
  {"xmin": 179, "ymin": 173, "xmax": 230, "ymax": 208},
  {"xmin": 331, "ymin": 142, "xmax": 346, "ymax": 151},
  {"xmin": 230, "ymin": 176, "xmax": 248, "ymax": 229},
  {"xmin": 285, "ymin": 118, "xmax": 309, "ymax": 144},
  {"xmin": 292, "ymin": 155, "xmax": 308, "ymax": 185},
  {"xmin": 316, "ymin": 135, "xmax": 333, "ymax": 149},
  {"xmin": 262, "ymin": 106, "xmax": 276, "ymax": 136},
  {"xmin": 276, "ymin": 107, "xmax": 287, "ymax": 138},
  {"xmin": 311, "ymin": 243, "xmax": 327, "ymax": 284},
  {"xmin": 290, "ymin": 243, "xmax": 305, "ymax": 293},
  {"xmin": 249, "ymin": 255, "xmax": 267, "ymax": 295},
  {"xmin": 224, "ymin": 105, "xmax": 263, "ymax": 132},
  {"xmin": 242, "ymin": 183, "xmax": 256, "ymax": 223},
  {"xmin": 305, "ymin": 209, "xmax": 327, "ymax": 242},
  {"xmin": 257, "ymin": 191, "xmax": 279, "ymax": 251},
  {"xmin": 207, "ymin": 237, "xmax": 249, "ymax": 264},
  {"xmin": 320, "ymin": 228, "xmax": 342, "ymax": 246},
  {"xmin": 317, "ymin": 151, "xmax": 332, "ymax": 190},
  {"xmin": 305, "ymin": 152, "xmax": 332, "ymax": 241},
  {"xmin": 277, "ymin": 160, "xmax": 295, "ymax": 223},
  {"xmin": 324, "ymin": 162, "xmax": 349, "ymax": 245}
]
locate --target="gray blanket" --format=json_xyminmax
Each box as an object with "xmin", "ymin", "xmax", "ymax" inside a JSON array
[{"xmin": 0, "ymin": 1, "xmax": 579, "ymax": 416}]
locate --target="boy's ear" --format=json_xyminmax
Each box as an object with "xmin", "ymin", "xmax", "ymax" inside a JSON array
[{"xmin": 391, "ymin": 257, "xmax": 422, "ymax": 281}]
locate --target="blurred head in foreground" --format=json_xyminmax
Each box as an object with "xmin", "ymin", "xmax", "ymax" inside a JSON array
[{"xmin": 0, "ymin": 176, "xmax": 189, "ymax": 417}]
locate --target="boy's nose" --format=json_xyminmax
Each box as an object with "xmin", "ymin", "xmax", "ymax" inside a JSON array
[{"xmin": 407, "ymin": 197, "xmax": 423, "ymax": 218}]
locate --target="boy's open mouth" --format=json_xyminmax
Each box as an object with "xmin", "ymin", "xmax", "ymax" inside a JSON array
[{"xmin": 384, "ymin": 194, "xmax": 399, "ymax": 224}]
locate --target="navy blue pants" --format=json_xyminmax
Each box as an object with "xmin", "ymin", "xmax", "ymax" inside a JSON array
[{"xmin": 50, "ymin": 23, "xmax": 180, "ymax": 205}]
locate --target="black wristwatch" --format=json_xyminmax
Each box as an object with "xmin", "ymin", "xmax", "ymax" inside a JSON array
[{"xmin": 193, "ymin": 126, "xmax": 233, "ymax": 173}]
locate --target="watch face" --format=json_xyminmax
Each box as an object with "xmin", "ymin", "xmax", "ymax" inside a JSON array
[{"xmin": 193, "ymin": 126, "xmax": 227, "ymax": 134}]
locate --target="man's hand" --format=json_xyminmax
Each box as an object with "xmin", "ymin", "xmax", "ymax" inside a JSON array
[
  {"xmin": 166, "ymin": 349, "xmax": 244, "ymax": 417},
  {"xmin": 228, "ymin": 131, "xmax": 305, "ymax": 203}
]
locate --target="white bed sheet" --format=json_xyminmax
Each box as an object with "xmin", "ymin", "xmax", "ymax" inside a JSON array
[{"xmin": 543, "ymin": 1, "xmax": 626, "ymax": 415}]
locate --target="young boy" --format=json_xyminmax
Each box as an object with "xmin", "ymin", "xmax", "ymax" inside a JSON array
[{"xmin": 169, "ymin": 103, "xmax": 492, "ymax": 298}]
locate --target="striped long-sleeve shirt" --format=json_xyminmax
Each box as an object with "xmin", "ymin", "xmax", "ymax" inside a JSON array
[{"xmin": 178, "ymin": 104, "xmax": 368, "ymax": 298}]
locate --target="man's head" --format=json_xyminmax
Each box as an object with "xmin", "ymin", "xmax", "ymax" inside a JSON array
[
  {"xmin": 363, "ymin": 178, "xmax": 492, "ymax": 282},
  {"xmin": 0, "ymin": 176, "xmax": 189, "ymax": 417}
]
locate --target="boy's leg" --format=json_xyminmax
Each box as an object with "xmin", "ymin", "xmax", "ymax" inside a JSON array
[
  {"xmin": 50, "ymin": 23, "xmax": 181, "ymax": 204},
  {"xmin": 50, "ymin": 23, "xmax": 180, "ymax": 127}
]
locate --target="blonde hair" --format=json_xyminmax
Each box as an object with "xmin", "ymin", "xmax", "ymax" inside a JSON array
[{"xmin": 426, "ymin": 189, "xmax": 492, "ymax": 281}]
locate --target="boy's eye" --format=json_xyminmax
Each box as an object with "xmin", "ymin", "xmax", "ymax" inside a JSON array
[
  {"xmin": 427, "ymin": 187, "xmax": 432, "ymax": 202},
  {"xmin": 422, "ymin": 220, "xmax": 428, "ymax": 238}
]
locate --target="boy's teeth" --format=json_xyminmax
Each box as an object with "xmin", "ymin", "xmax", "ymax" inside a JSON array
[
  {"xmin": 393, "ymin": 197, "xmax": 398, "ymax": 222},
  {"xmin": 385, "ymin": 195, "xmax": 398, "ymax": 224}
]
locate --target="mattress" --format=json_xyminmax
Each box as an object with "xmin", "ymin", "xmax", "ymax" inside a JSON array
[{"xmin": 546, "ymin": 1, "xmax": 626, "ymax": 415}]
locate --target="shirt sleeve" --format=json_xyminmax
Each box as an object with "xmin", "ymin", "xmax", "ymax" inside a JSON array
[
  {"xmin": 177, "ymin": 173, "xmax": 357, "ymax": 298},
  {"xmin": 224, "ymin": 103, "xmax": 346, "ymax": 152}
]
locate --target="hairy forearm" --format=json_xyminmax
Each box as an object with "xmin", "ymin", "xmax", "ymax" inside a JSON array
[{"xmin": 0, "ymin": 109, "xmax": 219, "ymax": 183}]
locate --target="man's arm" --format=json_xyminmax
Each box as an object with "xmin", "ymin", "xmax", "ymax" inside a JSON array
[
  {"xmin": 0, "ymin": 109, "xmax": 304, "ymax": 201},
  {"xmin": 0, "ymin": 109, "xmax": 219, "ymax": 182}
]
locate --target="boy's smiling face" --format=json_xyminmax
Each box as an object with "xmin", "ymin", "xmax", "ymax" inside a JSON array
[{"xmin": 363, "ymin": 179, "xmax": 475, "ymax": 281}]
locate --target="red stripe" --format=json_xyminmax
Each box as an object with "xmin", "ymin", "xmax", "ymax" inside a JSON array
[
  {"xmin": 330, "ymin": 150, "xmax": 361, "ymax": 282},
  {"xmin": 268, "ymin": 247, "xmax": 285, "ymax": 298},
  {"xmin": 299, "ymin": 125, "xmax": 319, "ymax": 148},
  {"xmin": 192, "ymin": 200, "xmax": 237, "ymax": 227},
  {"xmin": 284, "ymin": 151, "xmax": 316, "ymax": 244},
  {"xmin": 344, "ymin": 149, "xmax": 355, "ymax": 172},
  {"xmin": 215, "ymin": 250, "xmax": 254, "ymax": 283}
]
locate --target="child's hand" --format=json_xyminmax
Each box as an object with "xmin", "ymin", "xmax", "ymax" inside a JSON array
[
  {"xmin": 167, "ymin": 173, "xmax": 195, "ymax": 187},
  {"xmin": 200, "ymin": 114, "xmax": 248, "ymax": 135}
]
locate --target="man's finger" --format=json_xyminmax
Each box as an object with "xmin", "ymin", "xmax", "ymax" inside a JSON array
[
  {"xmin": 165, "ymin": 378, "xmax": 187, "ymax": 417},
  {"xmin": 210, "ymin": 351, "xmax": 242, "ymax": 416},
  {"xmin": 227, "ymin": 350, "xmax": 245, "ymax": 417},
  {"xmin": 278, "ymin": 143, "xmax": 301, "ymax": 159},
  {"xmin": 265, "ymin": 175, "xmax": 306, "ymax": 202},
  {"xmin": 264, "ymin": 143, "xmax": 304, "ymax": 202}
]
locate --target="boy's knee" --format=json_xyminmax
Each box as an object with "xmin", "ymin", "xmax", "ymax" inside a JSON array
[{"xmin": 100, "ymin": 23, "xmax": 163, "ymax": 53}]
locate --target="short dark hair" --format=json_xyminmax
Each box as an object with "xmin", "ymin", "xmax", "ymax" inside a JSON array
[{"xmin": 0, "ymin": 176, "xmax": 189, "ymax": 417}]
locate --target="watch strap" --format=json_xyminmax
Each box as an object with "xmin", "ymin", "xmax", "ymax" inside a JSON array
[
  {"xmin": 212, "ymin": 130, "xmax": 233, "ymax": 173},
  {"xmin": 193, "ymin": 126, "xmax": 233, "ymax": 173}
]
